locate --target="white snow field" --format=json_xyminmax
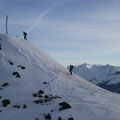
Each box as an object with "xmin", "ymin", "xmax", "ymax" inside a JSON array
[{"xmin": 0, "ymin": 34, "xmax": 120, "ymax": 120}]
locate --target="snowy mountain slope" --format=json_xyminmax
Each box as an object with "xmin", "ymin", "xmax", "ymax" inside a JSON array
[
  {"xmin": 0, "ymin": 35, "xmax": 120, "ymax": 120},
  {"xmin": 72, "ymin": 63, "xmax": 120, "ymax": 93}
]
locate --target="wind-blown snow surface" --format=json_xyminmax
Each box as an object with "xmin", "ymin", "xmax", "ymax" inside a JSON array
[
  {"xmin": 0, "ymin": 35, "xmax": 120, "ymax": 120},
  {"xmin": 72, "ymin": 63, "xmax": 120, "ymax": 93}
]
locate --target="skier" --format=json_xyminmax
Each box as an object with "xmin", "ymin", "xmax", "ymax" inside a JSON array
[
  {"xmin": 69, "ymin": 64, "xmax": 74, "ymax": 75},
  {"xmin": 23, "ymin": 31, "xmax": 27, "ymax": 40}
]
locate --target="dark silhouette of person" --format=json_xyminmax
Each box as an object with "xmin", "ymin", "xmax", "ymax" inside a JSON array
[
  {"xmin": 69, "ymin": 64, "xmax": 74, "ymax": 75},
  {"xmin": 23, "ymin": 31, "xmax": 27, "ymax": 40}
]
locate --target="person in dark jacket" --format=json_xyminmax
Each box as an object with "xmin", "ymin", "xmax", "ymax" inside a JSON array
[
  {"xmin": 23, "ymin": 31, "xmax": 27, "ymax": 40},
  {"xmin": 69, "ymin": 64, "xmax": 73, "ymax": 75}
]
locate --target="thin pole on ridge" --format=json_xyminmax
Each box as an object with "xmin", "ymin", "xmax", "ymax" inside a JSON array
[{"xmin": 6, "ymin": 15, "xmax": 8, "ymax": 35}]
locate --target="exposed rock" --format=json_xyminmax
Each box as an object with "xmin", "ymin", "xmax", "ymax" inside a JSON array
[
  {"xmin": 43, "ymin": 82, "xmax": 47, "ymax": 84},
  {"xmin": 38, "ymin": 90, "xmax": 44, "ymax": 94},
  {"xmin": 58, "ymin": 117, "xmax": 62, "ymax": 120},
  {"xmin": 59, "ymin": 102, "xmax": 71, "ymax": 111},
  {"xmin": 44, "ymin": 95, "xmax": 49, "ymax": 98},
  {"xmin": 21, "ymin": 66, "xmax": 25, "ymax": 69},
  {"xmin": 33, "ymin": 95, "xmax": 61, "ymax": 104},
  {"xmin": 23, "ymin": 104, "xmax": 27, "ymax": 108},
  {"xmin": 9, "ymin": 62, "xmax": 14, "ymax": 65},
  {"xmin": 13, "ymin": 104, "xmax": 20, "ymax": 108},
  {"xmin": 32, "ymin": 93, "xmax": 38, "ymax": 97},
  {"xmin": 16, "ymin": 74, "xmax": 21, "ymax": 78},
  {"xmin": 38, "ymin": 95, "xmax": 43, "ymax": 98},
  {"xmin": 17, "ymin": 65, "xmax": 21, "ymax": 67},
  {"xmin": 8, "ymin": 61, "xmax": 14, "ymax": 65},
  {"xmin": 2, "ymin": 82, "xmax": 9, "ymax": 87},
  {"xmin": 17, "ymin": 65, "xmax": 25, "ymax": 70},
  {"xmin": 2, "ymin": 99, "xmax": 11, "ymax": 107},
  {"xmin": 68, "ymin": 117, "xmax": 74, "ymax": 120},
  {"xmin": 50, "ymin": 110, "xmax": 54, "ymax": 112},
  {"xmin": 12, "ymin": 72, "xmax": 21, "ymax": 78},
  {"xmin": 44, "ymin": 114, "xmax": 51, "ymax": 120},
  {"xmin": 52, "ymin": 95, "xmax": 61, "ymax": 99},
  {"xmin": 34, "ymin": 99, "xmax": 44, "ymax": 104},
  {"xmin": 12, "ymin": 71, "xmax": 19, "ymax": 75}
]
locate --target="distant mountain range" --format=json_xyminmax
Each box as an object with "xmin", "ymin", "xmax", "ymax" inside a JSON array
[{"xmin": 72, "ymin": 63, "xmax": 120, "ymax": 93}]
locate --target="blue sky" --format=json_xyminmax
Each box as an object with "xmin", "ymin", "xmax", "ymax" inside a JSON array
[{"xmin": 1, "ymin": 0, "xmax": 120, "ymax": 67}]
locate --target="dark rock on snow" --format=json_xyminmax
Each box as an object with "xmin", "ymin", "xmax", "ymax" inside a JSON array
[
  {"xmin": 68, "ymin": 117, "xmax": 74, "ymax": 120},
  {"xmin": 2, "ymin": 82, "xmax": 9, "ymax": 87},
  {"xmin": 23, "ymin": 104, "xmax": 27, "ymax": 108},
  {"xmin": 44, "ymin": 114, "xmax": 51, "ymax": 120},
  {"xmin": 12, "ymin": 72, "xmax": 21, "ymax": 78},
  {"xmin": 13, "ymin": 104, "xmax": 20, "ymax": 108},
  {"xmin": 59, "ymin": 102, "xmax": 71, "ymax": 111},
  {"xmin": 38, "ymin": 90, "xmax": 44, "ymax": 94},
  {"xmin": 32, "ymin": 93, "xmax": 38, "ymax": 97},
  {"xmin": 58, "ymin": 117, "xmax": 62, "ymax": 120},
  {"xmin": 2, "ymin": 99, "xmax": 11, "ymax": 107}
]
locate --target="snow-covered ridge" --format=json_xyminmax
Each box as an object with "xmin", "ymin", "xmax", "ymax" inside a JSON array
[
  {"xmin": 72, "ymin": 63, "xmax": 120, "ymax": 93},
  {"xmin": 1, "ymin": 34, "xmax": 120, "ymax": 120}
]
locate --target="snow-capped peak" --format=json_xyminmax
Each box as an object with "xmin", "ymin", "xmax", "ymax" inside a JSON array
[{"xmin": 73, "ymin": 63, "xmax": 120, "ymax": 93}]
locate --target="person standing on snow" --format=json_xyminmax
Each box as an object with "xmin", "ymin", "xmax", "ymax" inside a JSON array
[
  {"xmin": 69, "ymin": 64, "xmax": 74, "ymax": 75},
  {"xmin": 23, "ymin": 31, "xmax": 27, "ymax": 40}
]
